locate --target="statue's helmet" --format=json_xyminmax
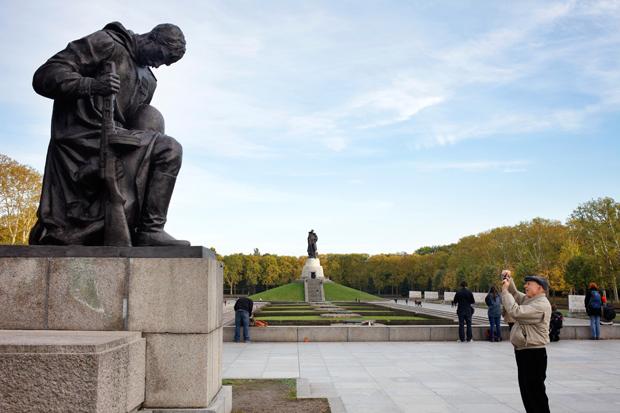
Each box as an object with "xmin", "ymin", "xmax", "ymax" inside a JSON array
[{"xmin": 131, "ymin": 104, "xmax": 165, "ymax": 133}]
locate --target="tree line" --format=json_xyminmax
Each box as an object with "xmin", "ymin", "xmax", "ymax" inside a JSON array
[
  {"xmin": 220, "ymin": 198, "xmax": 620, "ymax": 301},
  {"xmin": 1, "ymin": 153, "xmax": 618, "ymax": 300}
]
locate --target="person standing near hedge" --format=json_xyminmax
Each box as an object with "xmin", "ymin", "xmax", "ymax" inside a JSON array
[{"xmin": 584, "ymin": 282, "xmax": 603, "ymax": 340}]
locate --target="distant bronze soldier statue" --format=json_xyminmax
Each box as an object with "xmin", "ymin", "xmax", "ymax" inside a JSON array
[
  {"xmin": 29, "ymin": 22, "xmax": 190, "ymax": 246},
  {"xmin": 307, "ymin": 230, "xmax": 318, "ymax": 258}
]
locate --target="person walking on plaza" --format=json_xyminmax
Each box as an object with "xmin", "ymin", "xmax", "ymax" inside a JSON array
[
  {"xmin": 234, "ymin": 296, "xmax": 254, "ymax": 343},
  {"xmin": 501, "ymin": 270, "xmax": 552, "ymax": 413},
  {"xmin": 584, "ymin": 282, "xmax": 603, "ymax": 340},
  {"xmin": 453, "ymin": 281, "xmax": 475, "ymax": 342},
  {"xmin": 485, "ymin": 286, "xmax": 502, "ymax": 342}
]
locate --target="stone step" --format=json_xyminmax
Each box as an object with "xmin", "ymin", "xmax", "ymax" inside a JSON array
[{"xmin": 0, "ymin": 330, "xmax": 145, "ymax": 413}]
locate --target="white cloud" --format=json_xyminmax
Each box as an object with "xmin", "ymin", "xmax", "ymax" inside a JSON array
[{"xmin": 412, "ymin": 160, "xmax": 530, "ymax": 173}]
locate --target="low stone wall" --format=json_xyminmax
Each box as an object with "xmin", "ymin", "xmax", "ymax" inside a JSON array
[
  {"xmin": 473, "ymin": 292, "xmax": 487, "ymax": 303},
  {"xmin": 423, "ymin": 291, "xmax": 438, "ymax": 300},
  {"xmin": 224, "ymin": 324, "xmax": 620, "ymax": 342},
  {"xmin": 569, "ymin": 294, "xmax": 586, "ymax": 313}
]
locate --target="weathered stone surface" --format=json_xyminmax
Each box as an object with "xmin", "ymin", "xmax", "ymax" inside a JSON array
[
  {"xmin": 347, "ymin": 326, "xmax": 389, "ymax": 341},
  {"xmin": 144, "ymin": 329, "xmax": 222, "ymax": 408},
  {"xmin": 47, "ymin": 258, "xmax": 127, "ymax": 330},
  {"xmin": 223, "ymin": 326, "xmax": 298, "ymax": 342},
  {"xmin": 128, "ymin": 258, "xmax": 222, "ymax": 333},
  {"xmin": 429, "ymin": 326, "xmax": 457, "ymax": 341},
  {"xmin": 142, "ymin": 383, "xmax": 231, "ymax": 413},
  {"xmin": 389, "ymin": 326, "xmax": 431, "ymax": 341},
  {"xmin": 0, "ymin": 330, "xmax": 144, "ymax": 413},
  {"xmin": 0, "ymin": 258, "xmax": 47, "ymax": 329},
  {"xmin": 574, "ymin": 324, "xmax": 592, "ymax": 340},
  {"xmin": 207, "ymin": 328, "xmax": 223, "ymax": 405},
  {"xmin": 127, "ymin": 336, "xmax": 147, "ymax": 411},
  {"xmin": 297, "ymin": 326, "xmax": 348, "ymax": 342}
]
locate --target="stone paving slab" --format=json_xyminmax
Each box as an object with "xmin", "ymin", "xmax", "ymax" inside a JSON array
[{"xmin": 224, "ymin": 340, "xmax": 620, "ymax": 413}]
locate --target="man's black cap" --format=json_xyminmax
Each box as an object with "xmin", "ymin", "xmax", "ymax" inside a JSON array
[{"xmin": 524, "ymin": 275, "xmax": 549, "ymax": 292}]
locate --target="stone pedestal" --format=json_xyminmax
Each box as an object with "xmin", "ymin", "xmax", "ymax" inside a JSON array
[
  {"xmin": 300, "ymin": 257, "xmax": 324, "ymax": 279},
  {"xmin": 0, "ymin": 246, "xmax": 229, "ymax": 413},
  {"xmin": 0, "ymin": 330, "xmax": 145, "ymax": 413}
]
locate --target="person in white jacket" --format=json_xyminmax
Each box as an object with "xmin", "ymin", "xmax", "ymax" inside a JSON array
[{"xmin": 501, "ymin": 270, "xmax": 552, "ymax": 413}]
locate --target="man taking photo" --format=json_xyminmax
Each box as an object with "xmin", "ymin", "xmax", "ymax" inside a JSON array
[{"xmin": 501, "ymin": 270, "xmax": 552, "ymax": 413}]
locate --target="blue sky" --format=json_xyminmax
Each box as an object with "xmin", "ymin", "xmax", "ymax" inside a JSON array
[{"xmin": 1, "ymin": 0, "xmax": 619, "ymax": 255}]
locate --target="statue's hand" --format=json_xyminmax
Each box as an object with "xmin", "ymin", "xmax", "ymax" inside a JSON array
[{"xmin": 91, "ymin": 73, "xmax": 120, "ymax": 96}]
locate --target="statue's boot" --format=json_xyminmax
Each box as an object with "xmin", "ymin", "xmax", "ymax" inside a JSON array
[{"xmin": 134, "ymin": 171, "xmax": 190, "ymax": 247}]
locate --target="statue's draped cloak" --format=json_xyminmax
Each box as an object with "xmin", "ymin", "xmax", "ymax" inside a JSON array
[
  {"xmin": 30, "ymin": 22, "xmax": 162, "ymax": 245},
  {"xmin": 307, "ymin": 232, "xmax": 318, "ymax": 258}
]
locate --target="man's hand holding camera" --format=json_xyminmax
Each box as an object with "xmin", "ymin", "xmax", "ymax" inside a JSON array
[{"xmin": 501, "ymin": 269, "xmax": 512, "ymax": 292}]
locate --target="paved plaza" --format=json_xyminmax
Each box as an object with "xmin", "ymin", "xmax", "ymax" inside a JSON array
[{"xmin": 224, "ymin": 340, "xmax": 620, "ymax": 413}]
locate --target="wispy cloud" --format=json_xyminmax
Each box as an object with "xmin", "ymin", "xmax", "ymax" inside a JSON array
[{"xmin": 412, "ymin": 160, "xmax": 530, "ymax": 173}]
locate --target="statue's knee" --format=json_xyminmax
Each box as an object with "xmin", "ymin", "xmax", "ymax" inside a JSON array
[
  {"xmin": 154, "ymin": 135, "xmax": 183, "ymax": 171},
  {"xmin": 159, "ymin": 135, "xmax": 182, "ymax": 157},
  {"xmin": 131, "ymin": 104, "xmax": 165, "ymax": 133}
]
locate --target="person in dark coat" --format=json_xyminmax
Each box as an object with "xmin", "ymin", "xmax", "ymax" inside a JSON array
[
  {"xmin": 234, "ymin": 297, "xmax": 254, "ymax": 343},
  {"xmin": 453, "ymin": 281, "xmax": 475, "ymax": 342},
  {"xmin": 29, "ymin": 22, "xmax": 189, "ymax": 246}
]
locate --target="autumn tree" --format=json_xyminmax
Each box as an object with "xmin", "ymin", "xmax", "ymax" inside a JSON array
[
  {"xmin": 0, "ymin": 154, "xmax": 42, "ymax": 244},
  {"xmin": 568, "ymin": 197, "xmax": 620, "ymax": 300},
  {"xmin": 222, "ymin": 253, "xmax": 244, "ymax": 295}
]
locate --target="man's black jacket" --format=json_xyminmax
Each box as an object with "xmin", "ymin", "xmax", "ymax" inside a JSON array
[
  {"xmin": 234, "ymin": 297, "xmax": 254, "ymax": 314},
  {"xmin": 453, "ymin": 287, "xmax": 475, "ymax": 315}
]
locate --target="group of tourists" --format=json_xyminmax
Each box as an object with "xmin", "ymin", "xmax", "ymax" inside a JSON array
[
  {"xmin": 457, "ymin": 273, "xmax": 614, "ymax": 413},
  {"xmin": 231, "ymin": 273, "xmax": 615, "ymax": 413}
]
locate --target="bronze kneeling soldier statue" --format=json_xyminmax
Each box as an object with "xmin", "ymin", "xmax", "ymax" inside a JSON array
[{"xmin": 29, "ymin": 22, "xmax": 190, "ymax": 247}]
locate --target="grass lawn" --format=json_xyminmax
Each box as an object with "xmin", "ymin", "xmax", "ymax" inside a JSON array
[
  {"xmin": 249, "ymin": 283, "xmax": 304, "ymax": 301},
  {"xmin": 248, "ymin": 281, "xmax": 381, "ymax": 302},
  {"xmin": 324, "ymin": 283, "xmax": 382, "ymax": 301},
  {"xmin": 256, "ymin": 315, "xmax": 326, "ymax": 321},
  {"xmin": 256, "ymin": 315, "xmax": 429, "ymax": 321},
  {"xmin": 263, "ymin": 309, "xmax": 314, "ymax": 312},
  {"xmin": 222, "ymin": 379, "xmax": 329, "ymax": 413}
]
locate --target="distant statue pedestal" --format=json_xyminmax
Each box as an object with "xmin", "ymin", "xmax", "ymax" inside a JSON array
[
  {"xmin": 301, "ymin": 258, "xmax": 325, "ymax": 302},
  {"xmin": 301, "ymin": 257, "xmax": 325, "ymax": 280}
]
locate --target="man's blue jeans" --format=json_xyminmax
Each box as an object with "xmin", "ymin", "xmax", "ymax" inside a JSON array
[
  {"xmin": 458, "ymin": 311, "xmax": 473, "ymax": 342},
  {"xmin": 489, "ymin": 315, "xmax": 501, "ymax": 340},
  {"xmin": 235, "ymin": 310, "xmax": 250, "ymax": 342},
  {"xmin": 589, "ymin": 314, "xmax": 600, "ymax": 338}
]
